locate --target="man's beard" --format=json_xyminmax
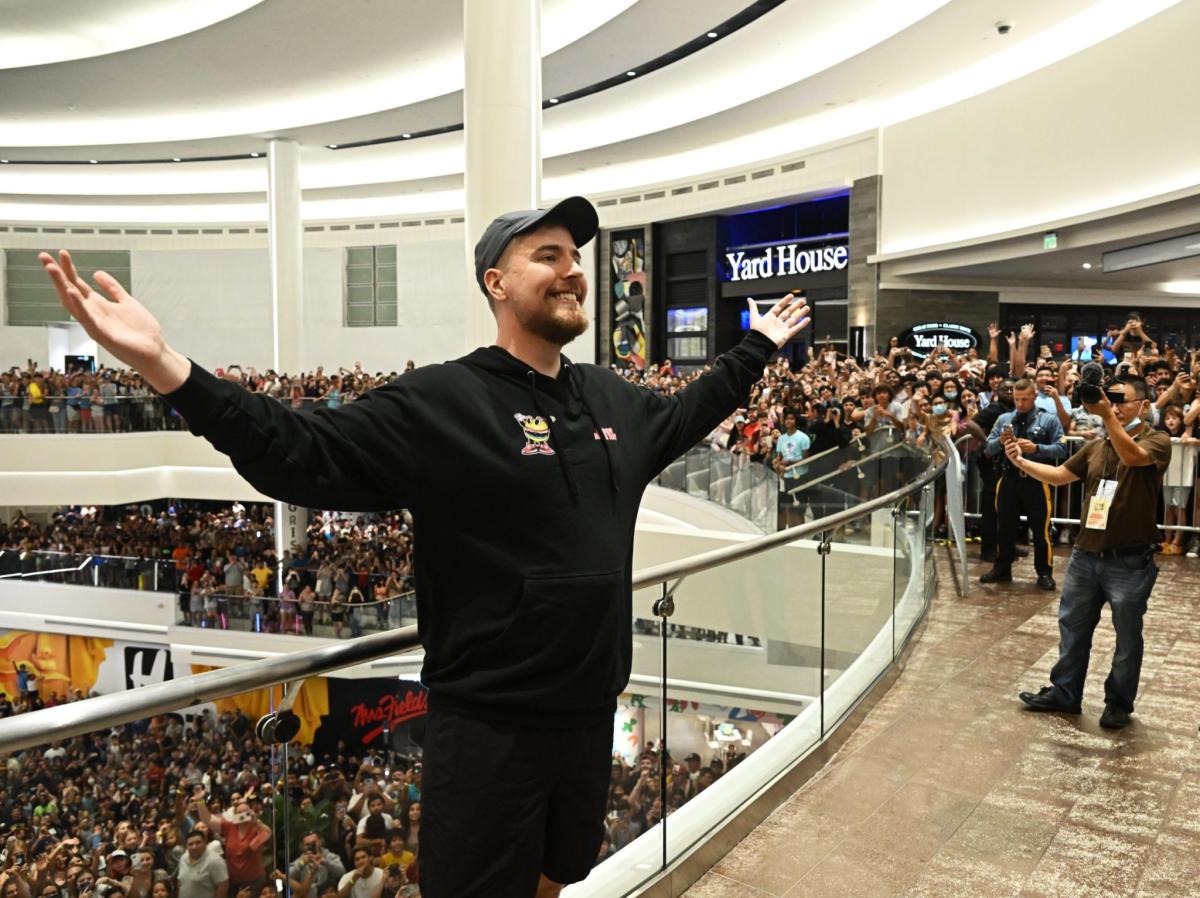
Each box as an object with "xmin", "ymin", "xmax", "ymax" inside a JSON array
[{"xmin": 518, "ymin": 294, "xmax": 589, "ymax": 345}]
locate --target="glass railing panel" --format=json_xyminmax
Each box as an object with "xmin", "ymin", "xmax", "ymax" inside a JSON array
[
  {"xmin": 0, "ymin": 395, "xmax": 341, "ymax": 434},
  {"xmin": 632, "ymin": 543, "xmax": 823, "ymax": 871},
  {"xmin": 173, "ymin": 591, "xmax": 415, "ymax": 637},
  {"xmin": 820, "ymin": 504, "xmax": 900, "ymax": 732},
  {"xmin": 893, "ymin": 493, "xmax": 922, "ymax": 655}
]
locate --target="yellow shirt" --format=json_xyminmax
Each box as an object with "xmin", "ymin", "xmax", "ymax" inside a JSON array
[
  {"xmin": 251, "ymin": 565, "xmax": 272, "ymax": 589},
  {"xmin": 379, "ymin": 850, "xmax": 414, "ymax": 871},
  {"xmin": 28, "ymin": 382, "xmax": 44, "ymax": 406}
]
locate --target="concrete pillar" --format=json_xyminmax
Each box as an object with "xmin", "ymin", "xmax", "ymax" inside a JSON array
[
  {"xmin": 267, "ymin": 139, "xmax": 303, "ymax": 374},
  {"xmin": 848, "ymin": 175, "xmax": 882, "ymax": 357},
  {"xmin": 267, "ymin": 140, "xmax": 305, "ymax": 584},
  {"xmin": 462, "ymin": 0, "xmax": 542, "ymax": 352}
]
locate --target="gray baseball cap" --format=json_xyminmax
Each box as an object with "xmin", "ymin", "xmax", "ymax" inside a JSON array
[{"xmin": 473, "ymin": 196, "xmax": 598, "ymax": 295}]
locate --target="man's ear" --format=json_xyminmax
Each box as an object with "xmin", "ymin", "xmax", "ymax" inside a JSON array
[{"xmin": 482, "ymin": 269, "xmax": 506, "ymax": 304}]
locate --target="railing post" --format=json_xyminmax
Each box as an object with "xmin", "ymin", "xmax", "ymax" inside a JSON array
[
  {"xmin": 817, "ymin": 531, "xmax": 831, "ymax": 738},
  {"xmin": 652, "ymin": 581, "xmax": 676, "ymax": 870}
]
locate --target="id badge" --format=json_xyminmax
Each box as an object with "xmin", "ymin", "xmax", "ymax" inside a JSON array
[{"xmin": 1085, "ymin": 478, "xmax": 1118, "ymax": 530}]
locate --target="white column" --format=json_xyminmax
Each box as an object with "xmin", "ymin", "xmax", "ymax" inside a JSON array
[
  {"xmin": 462, "ymin": 0, "xmax": 542, "ymax": 352},
  {"xmin": 267, "ymin": 138, "xmax": 303, "ymax": 374},
  {"xmin": 267, "ymin": 139, "xmax": 304, "ymax": 585}
]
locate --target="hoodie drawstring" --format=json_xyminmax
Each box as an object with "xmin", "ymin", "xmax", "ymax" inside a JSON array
[
  {"xmin": 566, "ymin": 366, "xmax": 619, "ymax": 495},
  {"xmin": 527, "ymin": 371, "xmax": 579, "ymax": 502}
]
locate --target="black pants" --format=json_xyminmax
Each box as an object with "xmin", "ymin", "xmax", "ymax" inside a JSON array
[
  {"xmin": 979, "ymin": 461, "xmax": 1000, "ymax": 553},
  {"xmin": 996, "ymin": 473, "xmax": 1054, "ymax": 576},
  {"xmin": 420, "ymin": 707, "xmax": 612, "ymax": 897}
]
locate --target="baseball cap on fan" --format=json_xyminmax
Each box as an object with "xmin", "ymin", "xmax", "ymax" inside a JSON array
[{"xmin": 473, "ymin": 196, "xmax": 599, "ymax": 296}]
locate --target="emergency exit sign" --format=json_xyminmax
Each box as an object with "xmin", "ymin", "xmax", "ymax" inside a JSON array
[{"xmin": 1044, "ymin": 232, "xmax": 1058, "ymax": 250}]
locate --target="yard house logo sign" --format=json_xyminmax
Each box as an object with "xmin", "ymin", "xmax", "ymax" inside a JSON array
[
  {"xmin": 899, "ymin": 322, "xmax": 982, "ymax": 359},
  {"xmin": 724, "ymin": 241, "xmax": 848, "ymax": 283}
]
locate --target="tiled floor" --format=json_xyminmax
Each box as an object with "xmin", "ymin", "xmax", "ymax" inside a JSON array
[{"xmin": 684, "ymin": 547, "xmax": 1200, "ymax": 898}]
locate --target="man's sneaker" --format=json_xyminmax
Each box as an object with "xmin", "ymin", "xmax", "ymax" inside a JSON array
[
  {"xmin": 1019, "ymin": 686, "xmax": 1081, "ymax": 714},
  {"xmin": 1037, "ymin": 574, "xmax": 1057, "ymax": 591},
  {"xmin": 1186, "ymin": 537, "xmax": 1199, "ymax": 558},
  {"xmin": 980, "ymin": 567, "xmax": 1013, "ymax": 584},
  {"xmin": 1099, "ymin": 704, "xmax": 1132, "ymax": 729}
]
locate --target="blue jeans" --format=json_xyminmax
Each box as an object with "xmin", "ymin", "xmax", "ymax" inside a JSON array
[{"xmin": 1048, "ymin": 549, "xmax": 1156, "ymax": 713}]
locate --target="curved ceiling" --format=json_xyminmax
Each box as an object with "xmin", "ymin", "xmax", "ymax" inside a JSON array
[
  {"xmin": 0, "ymin": 0, "xmax": 267, "ymax": 69},
  {"xmin": 0, "ymin": 0, "xmax": 1185, "ymax": 224}
]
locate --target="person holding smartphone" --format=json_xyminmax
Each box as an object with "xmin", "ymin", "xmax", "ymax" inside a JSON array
[{"xmin": 981, "ymin": 378, "xmax": 1069, "ymax": 590}]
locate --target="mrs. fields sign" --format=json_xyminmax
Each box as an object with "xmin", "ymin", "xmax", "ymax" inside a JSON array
[{"xmin": 724, "ymin": 241, "xmax": 848, "ymax": 282}]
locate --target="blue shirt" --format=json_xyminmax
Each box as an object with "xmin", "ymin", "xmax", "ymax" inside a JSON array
[
  {"xmin": 776, "ymin": 430, "xmax": 812, "ymax": 479},
  {"xmin": 985, "ymin": 409, "xmax": 1069, "ymax": 464}
]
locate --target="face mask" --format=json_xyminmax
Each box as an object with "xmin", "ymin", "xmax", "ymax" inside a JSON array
[
  {"xmin": 1124, "ymin": 418, "xmax": 1143, "ymax": 433},
  {"xmin": 932, "ymin": 403, "xmax": 947, "ymax": 416},
  {"xmin": 943, "ymin": 391, "xmax": 958, "ymax": 400}
]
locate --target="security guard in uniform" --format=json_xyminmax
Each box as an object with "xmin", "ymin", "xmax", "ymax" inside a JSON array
[{"xmin": 981, "ymin": 378, "xmax": 1069, "ymax": 589}]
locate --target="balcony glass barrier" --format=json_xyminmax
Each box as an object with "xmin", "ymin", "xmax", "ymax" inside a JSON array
[
  {"xmin": 0, "ymin": 441, "xmax": 949, "ymax": 898},
  {"xmin": 0, "ymin": 394, "xmax": 345, "ymax": 434}
]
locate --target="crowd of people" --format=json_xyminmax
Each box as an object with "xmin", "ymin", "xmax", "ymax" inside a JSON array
[
  {"xmin": 0, "ymin": 504, "xmax": 416, "ymax": 637},
  {"xmin": 0, "ymin": 705, "xmax": 431, "ymax": 898},
  {"xmin": 0, "ymin": 698, "xmax": 746, "ymax": 897},
  {"xmin": 0, "ymin": 362, "xmax": 416, "ymax": 435}
]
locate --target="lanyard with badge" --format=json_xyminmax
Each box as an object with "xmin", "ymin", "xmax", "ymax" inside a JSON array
[{"xmin": 1085, "ymin": 430, "xmax": 1142, "ymax": 530}]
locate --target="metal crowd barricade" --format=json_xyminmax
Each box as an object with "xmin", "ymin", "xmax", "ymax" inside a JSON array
[{"xmin": 957, "ymin": 432, "xmax": 1200, "ymax": 542}]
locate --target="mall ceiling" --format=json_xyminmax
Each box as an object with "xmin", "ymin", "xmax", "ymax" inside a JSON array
[{"xmin": 0, "ymin": 0, "xmax": 1183, "ymax": 223}]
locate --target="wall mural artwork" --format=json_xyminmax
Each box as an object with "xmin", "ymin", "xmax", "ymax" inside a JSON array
[
  {"xmin": 610, "ymin": 230, "xmax": 647, "ymax": 370},
  {"xmin": 0, "ymin": 631, "xmax": 174, "ymax": 703}
]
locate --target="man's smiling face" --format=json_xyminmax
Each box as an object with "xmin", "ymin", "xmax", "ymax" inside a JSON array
[{"xmin": 490, "ymin": 223, "xmax": 588, "ymax": 345}]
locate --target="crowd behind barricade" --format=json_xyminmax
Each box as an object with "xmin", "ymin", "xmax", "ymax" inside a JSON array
[
  {"xmin": 0, "ymin": 503, "xmax": 416, "ymax": 638},
  {"xmin": 0, "ymin": 706, "xmax": 428, "ymax": 898},
  {"xmin": 0, "ymin": 361, "xmax": 417, "ymax": 435}
]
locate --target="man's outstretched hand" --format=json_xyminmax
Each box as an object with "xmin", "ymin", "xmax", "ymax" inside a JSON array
[
  {"xmin": 747, "ymin": 292, "xmax": 811, "ymax": 349},
  {"xmin": 38, "ymin": 250, "xmax": 191, "ymax": 393}
]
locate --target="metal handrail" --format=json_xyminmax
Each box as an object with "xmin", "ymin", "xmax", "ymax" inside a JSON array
[
  {"xmin": 0, "ymin": 625, "xmax": 420, "ymax": 753},
  {"xmin": 0, "ymin": 448, "xmax": 948, "ymax": 754}
]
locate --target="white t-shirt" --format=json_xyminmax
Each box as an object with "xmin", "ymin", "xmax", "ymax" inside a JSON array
[{"xmin": 338, "ymin": 868, "xmax": 384, "ymax": 898}]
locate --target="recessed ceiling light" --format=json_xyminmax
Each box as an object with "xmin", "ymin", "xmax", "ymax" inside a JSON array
[
  {"xmin": 626, "ymin": 70, "xmax": 637, "ymax": 77},
  {"xmin": 1162, "ymin": 280, "xmax": 1200, "ymax": 294},
  {"xmin": 172, "ymin": 157, "xmax": 181, "ymax": 162},
  {"xmin": 401, "ymin": 133, "xmax": 411, "ymax": 139},
  {"xmin": 548, "ymin": 98, "xmax": 559, "ymax": 104},
  {"xmin": 0, "ymin": 160, "xmax": 8, "ymax": 164},
  {"xmin": 328, "ymin": 144, "xmax": 338, "ymax": 149},
  {"xmin": 250, "ymin": 152, "xmax": 260, "ymax": 157},
  {"xmin": 1081, "ymin": 262, "xmax": 1092, "ymax": 269},
  {"xmin": 89, "ymin": 159, "xmax": 98, "ymax": 164},
  {"xmin": 707, "ymin": 31, "xmax": 718, "ymax": 38}
]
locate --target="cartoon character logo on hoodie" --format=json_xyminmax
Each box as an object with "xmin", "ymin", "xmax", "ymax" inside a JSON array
[{"xmin": 514, "ymin": 413, "xmax": 556, "ymax": 456}]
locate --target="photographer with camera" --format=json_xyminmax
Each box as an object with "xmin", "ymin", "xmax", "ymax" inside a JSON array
[
  {"xmin": 1006, "ymin": 377, "xmax": 1171, "ymax": 728},
  {"xmin": 981, "ymin": 379, "xmax": 1069, "ymax": 589}
]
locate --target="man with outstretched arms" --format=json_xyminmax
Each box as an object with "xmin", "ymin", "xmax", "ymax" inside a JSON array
[{"xmin": 40, "ymin": 196, "xmax": 809, "ymax": 898}]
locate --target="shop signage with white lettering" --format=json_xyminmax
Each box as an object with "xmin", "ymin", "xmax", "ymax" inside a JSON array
[
  {"xmin": 897, "ymin": 322, "xmax": 982, "ymax": 359},
  {"xmin": 724, "ymin": 242, "xmax": 848, "ymax": 282}
]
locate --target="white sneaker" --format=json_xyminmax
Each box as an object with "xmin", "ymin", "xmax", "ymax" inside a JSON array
[{"xmin": 1187, "ymin": 538, "xmax": 1200, "ymax": 559}]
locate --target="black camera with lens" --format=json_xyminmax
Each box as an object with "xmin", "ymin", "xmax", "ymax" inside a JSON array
[{"xmin": 1073, "ymin": 362, "xmax": 1127, "ymax": 406}]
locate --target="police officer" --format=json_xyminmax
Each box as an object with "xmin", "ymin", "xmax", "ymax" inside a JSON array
[
  {"xmin": 1006, "ymin": 377, "xmax": 1170, "ymax": 728},
  {"xmin": 981, "ymin": 378, "xmax": 1068, "ymax": 589}
]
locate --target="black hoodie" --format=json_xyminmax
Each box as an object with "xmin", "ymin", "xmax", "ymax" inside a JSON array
[{"xmin": 163, "ymin": 330, "xmax": 777, "ymax": 726}]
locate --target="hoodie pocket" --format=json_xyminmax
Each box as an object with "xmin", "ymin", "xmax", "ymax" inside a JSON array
[{"xmin": 477, "ymin": 568, "xmax": 625, "ymax": 706}]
